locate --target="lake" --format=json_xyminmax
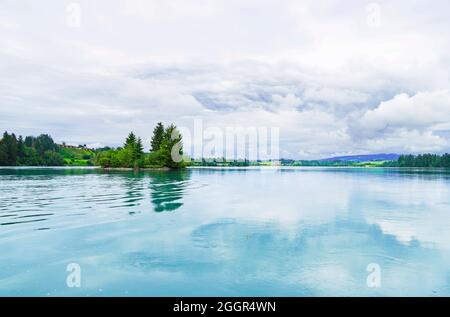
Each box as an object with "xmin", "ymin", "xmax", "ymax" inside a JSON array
[{"xmin": 0, "ymin": 167, "xmax": 449, "ymax": 296}]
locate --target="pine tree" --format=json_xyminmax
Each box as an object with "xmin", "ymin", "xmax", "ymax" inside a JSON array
[
  {"xmin": 17, "ymin": 136, "xmax": 25, "ymax": 159},
  {"xmin": 0, "ymin": 132, "xmax": 18, "ymax": 166},
  {"xmin": 34, "ymin": 134, "xmax": 57, "ymax": 155},
  {"xmin": 124, "ymin": 132, "xmax": 137, "ymax": 149},
  {"xmin": 135, "ymin": 137, "xmax": 144, "ymax": 159},
  {"xmin": 160, "ymin": 124, "xmax": 184, "ymax": 168},
  {"xmin": 0, "ymin": 133, "xmax": 7, "ymax": 165},
  {"xmin": 24, "ymin": 136, "xmax": 34, "ymax": 147},
  {"xmin": 150, "ymin": 122, "xmax": 165, "ymax": 152}
]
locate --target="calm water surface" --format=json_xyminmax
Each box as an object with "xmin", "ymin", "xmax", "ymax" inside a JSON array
[{"xmin": 0, "ymin": 167, "xmax": 450, "ymax": 296}]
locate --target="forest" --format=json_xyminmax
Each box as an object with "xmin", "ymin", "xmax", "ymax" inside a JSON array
[
  {"xmin": 396, "ymin": 154, "xmax": 450, "ymax": 168},
  {"xmin": 0, "ymin": 132, "xmax": 66, "ymax": 166},
  {"xmin": 0, "ymin": 122, "xmax": 186, "ymax": 169}
]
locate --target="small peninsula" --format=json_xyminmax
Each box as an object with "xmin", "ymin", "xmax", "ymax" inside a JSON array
[{"xmin": 0, "ymin": 123, "xmax": 187, "ymax": 170}]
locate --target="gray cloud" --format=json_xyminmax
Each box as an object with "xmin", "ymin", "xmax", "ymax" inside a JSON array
[{"xmin": 1, "ymin": 0, "xmax": 450, "ymax": 158}]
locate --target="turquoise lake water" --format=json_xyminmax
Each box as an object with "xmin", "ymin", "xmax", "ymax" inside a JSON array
[{"xmin": 0, "ymin": 167, "xmax": 449, "ymax": 296}]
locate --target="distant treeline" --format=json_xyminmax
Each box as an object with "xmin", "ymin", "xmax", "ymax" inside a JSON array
[
  {"xmin": 0, "ymin": 132, "xmax": 65, "ymax": 166},
  {"xmin": 2, "ymin": 129, "xmax": 450, "ymax": 169},
  {"xmin": 190, "ymin": 158, "xmax": 388, "ymax": 167},
  {"xmin": 0, "ymin": 131, "xmax": 98, "ymax": 166},
  {"xmin": 289, "ymin": 154, "xmax": 450, "ymax": 167},
  {"xmin": 397, "ymin": 154, "xmax": 450, "ymax": 168},
  {"xmin": 281, "ymin": 155, "xmax": 450, "ymax": 167},
  {"xmin": 189, "ymin": 155, "xmax": 450, "ymax": 168}
]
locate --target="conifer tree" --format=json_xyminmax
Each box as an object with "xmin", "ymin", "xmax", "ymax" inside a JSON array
[
  {"xmin": 124, "ymin": 132, "xmax": 137, "ymax": 149},
  {"xmin": 135, "ymin": 137, "xmax": 144, "ymax": 159},
  {"xmin": 150, "ymin": 122, "xmax": 165, "ymax": 152}
]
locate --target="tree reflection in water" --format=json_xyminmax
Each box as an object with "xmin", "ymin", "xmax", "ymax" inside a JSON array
[{"xmin": 148, "ymin": 170, "xmax": 190, "ymax": 212}]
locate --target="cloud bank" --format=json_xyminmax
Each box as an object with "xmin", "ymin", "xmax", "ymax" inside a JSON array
[{"xmin": 0, "ymin": 0, "xmax": 449, "ymax": 158}]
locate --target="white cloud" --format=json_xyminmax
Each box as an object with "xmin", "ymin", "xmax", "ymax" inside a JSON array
[
  {"xmin": 358, "ymin": 91, "xmax": 450, "ymax": 133},
  {"xmin": 271, "ymin": 93, "xmax": 303, "ymax": 111},
  {"xmin": 302, "ymin": 87, "xmax": 370, "ymax": 108},
  {"xmin": 120, "ymin": 0, "xmax": 221, "ymax": 21},
  {"xmin": 1, "ymin": 0, "xmax": 450, "ymax": 158},
  {"xmin": 363, "ymin": 129, "xmax": 449, "ymax": 154}
]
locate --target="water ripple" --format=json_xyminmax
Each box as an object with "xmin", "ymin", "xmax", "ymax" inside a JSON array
[{"xmin": 0, "ymin": 168, "xmax": 194, "ymax": 234}]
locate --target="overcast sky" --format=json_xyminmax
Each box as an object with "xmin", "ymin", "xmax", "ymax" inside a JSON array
[{"xmin": 1, "ymin": 0, "xmax": 449, "ymax": 159}]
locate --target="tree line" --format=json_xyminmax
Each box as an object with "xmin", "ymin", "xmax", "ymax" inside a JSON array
[
  {"xmin": 0, "ymin": 132, "xmax": 64, "ymax": 166},
  {"xmin": 2, "ymin": 128, "xmax": 450, "ymax": 169},
  {"xmin": 0, "ymin": 122, "xmax": 185, "ymax": 169},
  {"xmin": 397, "ymin": 154, "xmax": 450, "ymax": 168},
  {"xmin": 95, "ymin": 122, "xmax": 186, "ymax": 169}
]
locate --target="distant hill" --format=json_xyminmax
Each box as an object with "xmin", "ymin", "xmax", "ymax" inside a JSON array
[{"xmin": 321, "ymin": 153, "xmax": 400, "ymax": 162}]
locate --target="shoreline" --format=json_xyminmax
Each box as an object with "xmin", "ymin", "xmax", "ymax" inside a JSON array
[
  {"xmin": 2, "ymin": 166, "xmax": 450, "ymax": 171},
  {"xmin": 101, "ymin": 167, "xmax": 172, "ymax": 171},
  {"xmin": 0, "ymin": 166, "xmax": 172, "ymax": 171}
]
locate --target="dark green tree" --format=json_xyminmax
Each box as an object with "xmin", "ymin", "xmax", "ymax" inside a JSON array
[
  {"xmin": 43, "ymin": 150, "xmax": 64, "ymax": 166},
  {"xmin": 150, "ymin": 122, "xmax": 165, "ymax": 152},
  {"xmin": 34, "ymin": 134, "xmax": 58, "ymax": 155},
  {"xmin": 441, "ymin": 153, "xmax": 450, "ymax": 167},
  {"xmin": 24, "ymin": 136, "xmax": 35, "ymax": 147},
  {"xmin": 21, "ymin": 147, "xmax": 41, "ymax": 166},
  {"xmin": 124, "ymin": 132, "xmax": 137, "ymax": 148},
  {"xmin": 0, "ymin": 134, "xmax": 7, "ymax": 165},
  {"xmin": 17, "ymin": 136, "xmax": 25, "ymax": 158},
  {"xmin": 159, "ymin": 124, "xmax": 184, "ymax": 168},
  {"xmin": 397, "ymin": 153, "xmax": 450, "ymax": 168},
  {"xmin": 0, "ymin": 132, "xmax": 18, "ymax": 166},
  {"xmin": 135, "ymin": 137, "xmax": 144, "ymax": 159}
]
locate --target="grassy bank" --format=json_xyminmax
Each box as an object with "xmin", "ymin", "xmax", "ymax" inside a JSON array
[{"xmin": 60, "ymin": 147, "xmax": 95, "ymax": 166}]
